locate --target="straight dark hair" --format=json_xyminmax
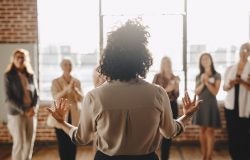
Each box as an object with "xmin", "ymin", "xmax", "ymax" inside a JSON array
[{"xmin": 198, "ymin": 53, "xmax": 217, "ymax": 76}]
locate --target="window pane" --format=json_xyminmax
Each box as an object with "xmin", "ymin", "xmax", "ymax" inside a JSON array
[
  {"xmin": 103, "ymin": 15, "xmax": 184, "ymax": 98},
  {"xmin": 38, "ymin": 0, "xmax": 99, "ymax": 100},
  {"xmin": 187, "ymin": 0, "xmax": 250, "ymax": 100},
  {"xmin": 102, "ymin": 0, "xmax": 184, "ymax": 15}
]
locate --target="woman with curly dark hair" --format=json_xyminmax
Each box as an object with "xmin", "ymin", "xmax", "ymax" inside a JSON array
[{"xmin": 48, "ymin": 20, "xmax": 201, "ymax": 160}]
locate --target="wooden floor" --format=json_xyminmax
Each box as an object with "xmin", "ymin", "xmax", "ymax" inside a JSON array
[{"xmin": 0, "ymin": 143, "xmax": 230, "ymax": 160}]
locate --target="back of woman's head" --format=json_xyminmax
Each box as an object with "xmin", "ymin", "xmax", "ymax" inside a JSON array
[{"xmin": 98, "ymin": 20, "xmax": 153, "ymax": 81}]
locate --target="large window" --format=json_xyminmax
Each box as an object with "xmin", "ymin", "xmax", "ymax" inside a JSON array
[
  {"xmin": 187, "ymin": 0, "xmax": 250, "ymax": 100},
  {"xmin": 38, "ymin": 0, "xmax": 99, "ymax": 100},
  {"xmin": 38, "ymin": 0, "xmax": 250, "ymax": 101},
  {"xmin": 101, "ymin": 0, "xmax": 185, "ymax": 96}
]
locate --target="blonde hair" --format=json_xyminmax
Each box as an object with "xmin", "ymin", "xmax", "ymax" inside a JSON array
[
  {"xmin": 160, "ymin": 56, "xmax": 173, "ymax": 75},
  {"xmin": 60, "ymin": 57, "xmax": 73, "ymax": 68},
  {"xmin": 5, "ymin": 49, "xmax": 34, "ymax": 74}
]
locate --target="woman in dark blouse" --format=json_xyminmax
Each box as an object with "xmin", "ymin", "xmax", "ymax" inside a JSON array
[{"xmin": 153, "ymin": 56, "xmax": 180, "ymax": 160}]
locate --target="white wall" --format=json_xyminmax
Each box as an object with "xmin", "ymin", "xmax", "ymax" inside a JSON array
[{"xmin": 0, "ymin": 44, "xmax": 38, "ymax": 123}]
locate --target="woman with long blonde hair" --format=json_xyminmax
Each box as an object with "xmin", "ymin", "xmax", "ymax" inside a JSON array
[
  {"xmin": 153, "ymin": 56, "xmax": 180, "ymax": 160},
  {"xmin": 4, "ymin": 49, "xmax": 39, "ymax": 160}
]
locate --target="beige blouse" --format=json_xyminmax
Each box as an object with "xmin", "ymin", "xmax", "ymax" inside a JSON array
[
  {"xmin": 51, "ymin": 76, "xmax": 83, "ymax": 126},
  {"xmin": 68, "ymin": 79, "xmax": 183, "ymax": 156}
]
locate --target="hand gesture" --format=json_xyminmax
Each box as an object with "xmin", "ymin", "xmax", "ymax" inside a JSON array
[
  {"xmin": 25, "ymin": 108, "xmax": 35, "ymax": 117},
  {"xmin": 229, "ymin": 79, "xmax": 238, "ymax": 87},
  {"xmin": 182, "ymin": 92, "xmax": 202, "ymax": 117},
  {"xmin": 47, "ymin": 99, "xmax": 69, "ymax": 123}
]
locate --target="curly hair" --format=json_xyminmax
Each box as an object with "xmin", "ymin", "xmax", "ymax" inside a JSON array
[{"xmin": 97, "ymin": 20, "xmax": 153, "ymax": 81}]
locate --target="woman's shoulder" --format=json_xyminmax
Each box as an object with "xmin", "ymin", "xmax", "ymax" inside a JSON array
[
  {"xmin": 153, "ymin": 73, "xmax": 162, "ymax": 79},
  {"xmin": 213, "ymin": 72, "xmax": 221, "ymax": 79},
  {"xmin": 173, "ymin": 74, "xmax": 180, "ymax": 81},
  {"xmin": 72, "ymin": 77, "xmax": 81, "ymax": 84},
  {"xmin": 52, "ymin": 76, "xmax": 62, "ymax": 84}
]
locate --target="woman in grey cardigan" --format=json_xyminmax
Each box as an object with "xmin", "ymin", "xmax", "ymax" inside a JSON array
[{"xmin": 4, "ymin": 49, "xmax": 39, "ymax": 160}]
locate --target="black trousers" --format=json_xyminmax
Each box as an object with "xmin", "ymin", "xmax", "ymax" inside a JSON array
[
  {"xmin": 224, "ymin": 108, "xmax": 250, "ymax": 160},
  {"xmin": 55, "ymin": 111, "xmax": 77, "ymax": 160},
  {"xmin": 94, "ymin": 150, "xmax": 159, "ymax": 160},
  {"xmin": 161, "ymin": 101, "xmax": 178, "ymax": 160}
]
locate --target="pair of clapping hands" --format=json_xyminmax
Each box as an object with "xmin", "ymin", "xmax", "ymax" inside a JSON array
[
  {"xmin": 48, "ymin": 92, "xmax": 202, "ymax": 125},
  {"xmin": 229, "ymin": 75, "xmax": 243, "ymax": 87}
]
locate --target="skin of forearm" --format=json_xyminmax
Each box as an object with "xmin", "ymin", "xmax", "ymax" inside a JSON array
[
  {"xmin": 73, "ymin": 88, "xmax": 83, "ymax": 101},
  {"xmin": 177, "ymin": 114, "xmax": 192, "ymax": 125},
  {"xmin": 195, "ymin": 83, "xmax": 204, "ymax": 95},
  {"xmin": 54, "ymin": 88, "xmax": 68, "ymax": 99},
  {"xmin": 205, "ymin": 82, "xmax": 219, "ymax": 96}
]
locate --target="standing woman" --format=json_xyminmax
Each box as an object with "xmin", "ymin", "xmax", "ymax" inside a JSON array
[
  {"xmin": 153, "ymin": 56, "xmax": 180, "ymax": 160},
  {"xmin": 4, "ymin": 49, "xmax": 39, "ymax": 160},
  {"xmin": 47, "ymin": 20, "xmax": 201, "ymax": 160},
  {"xmin": 223, "ymin": 42, "xmax": 250, "ymax": 160},
  {"xmin": 193, "ymin": 53, "xmax": 221, "ymax": 160},
  {"xmin": 51, "ymin": 58, "xmax": 83, "ymax": 160}
]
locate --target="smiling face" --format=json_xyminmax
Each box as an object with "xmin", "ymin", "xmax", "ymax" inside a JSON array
[
  {"xmin": 200, "ymin": 54, "xmax": 212, "ymax": 70},
  {"xmin": 13, "ymin": 51, "xmax": 25, "ymax": 69},
  {"xmin": 161, "ymin": 57, "xmax": 172, "ymax": 75},
  {"xmin": 61, "ymin": 59, "xmax": 72, "ymax": 74}
]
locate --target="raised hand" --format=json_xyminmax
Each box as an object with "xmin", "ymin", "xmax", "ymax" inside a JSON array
[
  {"xmin": 47, "ymin": 98, "xmax": 69, "ymax": 123},
  {"xmin": 182, "ymin": 91, "xmax": 202, "ymax": 117}
]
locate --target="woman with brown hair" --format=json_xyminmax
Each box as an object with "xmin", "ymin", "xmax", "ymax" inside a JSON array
[
  {"xmin": 153, "ymin": 56, "xmax": 180, "ymax": 160},
  {"xmin": 51, "ymin": 57, "xmax": 83, "ymax": 160},
  {"xmin": 4, "ymin": 49, "xmax": 39, "ymax": 160},
  {"xmin": 193, "ymin": 53, "xmax": 221, "ymax": 160}
]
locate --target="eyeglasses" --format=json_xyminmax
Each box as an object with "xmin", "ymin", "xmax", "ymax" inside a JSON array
[{"xmin": 16, "ymin": 56, "xmax": 25, "ymax": 60}]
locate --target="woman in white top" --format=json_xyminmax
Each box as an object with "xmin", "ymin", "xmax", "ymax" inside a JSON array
[
  {"xmin": 223, "ymin": 42, "xmax": 250, "ymax": 160},
  {"xmin": 48, "ymin": 20, "xmax": 201, "ymax": 160}
]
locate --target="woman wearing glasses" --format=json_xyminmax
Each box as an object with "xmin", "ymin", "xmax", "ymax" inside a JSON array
[{"xmin": 4, "ymin": 49, "xmax": 39, "ymax": 160}]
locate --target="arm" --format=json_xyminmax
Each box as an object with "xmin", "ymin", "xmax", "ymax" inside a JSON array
[
  {"xmin": 204, "ymin": 79, "xmax": 221, "ymax": 96},
  {"xmin": 159, "ymin": 88, "xmax": 181, "ymax": 138},
  {"xmin": 159, "ymin": 88, "xmax": 200, "ymax": 138},
  {"xmin": 223, "ymin": 66, "xmax": 236, "ymax": 91},
  {"xmin": 48, "ymin": 93, "xmax": 95, "ymax": 145},
  {"xmin": 173, "ymin": 76, "xmax": 180, "ymax": 98},
  {"xmin": 223, "ymin": 80, "xmax": 236, "ymax": 91},
  {"xmin": 51, "ymin": 79, "xmax": 68, "ymax": 99},
  {"xmin": 4, "ymin": 74, "xmax": 24, "ymax": 114},
  {"xmin": 31, "ymin": 74, "xmax": 39, "ymax": 108},
  {"xmin": 195, "ymin": 75, "xmax": 205, "ymax": 95},
  {"xmin": 239, "ymin": 79, "xmax": 250, "ymax": 91}
]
